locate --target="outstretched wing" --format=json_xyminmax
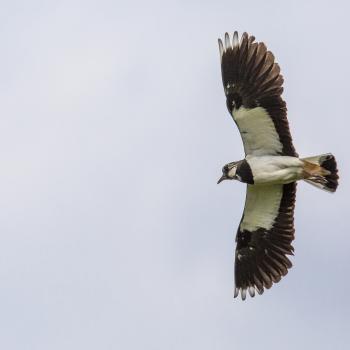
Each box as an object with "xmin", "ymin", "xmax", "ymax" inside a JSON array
[
  {"xmin": 219, "ymin": 32, "xmax": 297, "ymax": 157},
  {"xmin": 234, "ymin": 182, "xmax": 296, "ymax": 299}
]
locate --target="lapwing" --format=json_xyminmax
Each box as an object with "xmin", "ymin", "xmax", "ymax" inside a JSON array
[{"xmin": 217, "ymin": 32, "xmax": 339, "ymax": 300}]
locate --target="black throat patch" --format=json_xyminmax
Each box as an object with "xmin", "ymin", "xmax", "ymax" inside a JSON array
[{"xmin": 236, "ymin": 159, "xmax": 254, "ymax": 184}]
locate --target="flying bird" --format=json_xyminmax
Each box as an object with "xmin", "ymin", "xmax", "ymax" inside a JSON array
[{"xmin": 217, "ymin": 31, "xmax": 339, "ymax": 300}]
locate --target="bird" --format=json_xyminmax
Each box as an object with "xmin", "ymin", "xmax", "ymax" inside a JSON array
[{"xmin": 217, "ymin": 31, "xmax": 339, "ymax": 300}]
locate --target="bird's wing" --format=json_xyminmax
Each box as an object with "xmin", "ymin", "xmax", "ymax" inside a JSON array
[
  {"xmin": 219, "ymin": 32, "xmax": 297, "ymax": 157},
  {"xmin": 234, "ymin": 182, "xmax": 296, "ymax": 299}
]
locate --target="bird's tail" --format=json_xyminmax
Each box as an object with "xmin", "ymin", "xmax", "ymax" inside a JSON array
[{"xmin": 302, "ymin": 153, "xmax": 339, "ymax": 192}]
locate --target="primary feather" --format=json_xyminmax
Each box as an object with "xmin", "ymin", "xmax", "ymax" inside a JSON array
[{"xmin": 218, "ymin": 31, "xmax": 297, "ymax": 157}]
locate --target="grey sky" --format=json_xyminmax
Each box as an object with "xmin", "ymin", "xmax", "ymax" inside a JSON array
[{"xmin": 0, "ymin": 0, "xmax": 349, "ymax": 349}]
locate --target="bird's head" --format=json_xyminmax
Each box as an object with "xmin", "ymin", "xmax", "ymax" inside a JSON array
[{"xmin": 217, "ymin": 161, "xmax": 238, "ymax": 184}]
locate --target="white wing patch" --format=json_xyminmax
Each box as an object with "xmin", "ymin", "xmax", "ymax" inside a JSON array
[
  {"xmin": 240, "ymin": 184, "xmax": 283, "ymax": 232},
  {"xmin": 233, "ymin": 107, "xmax": 283, "ymax": 156}
]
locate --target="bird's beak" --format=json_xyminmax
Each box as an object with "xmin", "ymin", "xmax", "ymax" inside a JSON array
[{"xmin": 217, "ymin": 174, "xmax": 227, "ymax": 184}]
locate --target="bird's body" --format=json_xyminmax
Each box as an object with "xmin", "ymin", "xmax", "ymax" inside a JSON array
[
  {"xmin": 217, "ymin": 31, "xmax": 339, "ymax": 300},
  {"xmin": 238, "ymin": 155, "xmax": 304, "ymax": 185}
]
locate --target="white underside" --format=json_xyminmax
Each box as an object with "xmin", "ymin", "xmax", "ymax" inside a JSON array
[
  {"xmin": 239, "ymin": 156, "xmax": 302, "ymax": 231},
  {"xmin": 232, "ymin": 105, "xmax": 302, "ymax": 184},
  {"xmin": 240, "ymin": 184, "xmax": 283, "ymax": 231},
  {"xmin": 233, "ymin": 106, "xmax": 283, "ymax": 156},
  {"xmin": 246, "ymin": 155, "xmax": 304, "ymax": 185},
  {"xmin": 231, "ymin": 106, "xmax": 302, "ymax": 231}
]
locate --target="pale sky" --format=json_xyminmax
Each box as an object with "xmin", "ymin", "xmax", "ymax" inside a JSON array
[{"xmin": 0, "ymin": 0, "xmax": 349, "ymax": 349}]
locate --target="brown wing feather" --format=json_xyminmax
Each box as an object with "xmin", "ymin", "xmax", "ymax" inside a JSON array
[
  {"xmin": 234, "ymin": 182, "xmax": 297, "ymax": 299},
  {"xmin": 219, "ymin": 31, "xmax": 297, "ymax": 157}
]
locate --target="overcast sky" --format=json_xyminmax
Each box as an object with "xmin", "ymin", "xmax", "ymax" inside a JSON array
[{"xmin": 0, "ymin": 0, "xmax": 349, "ymax": 349}]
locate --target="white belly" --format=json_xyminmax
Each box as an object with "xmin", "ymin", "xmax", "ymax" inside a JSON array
[{"xmin": 246, "ymin": 155, "xmax": 304, "ymax": 185}]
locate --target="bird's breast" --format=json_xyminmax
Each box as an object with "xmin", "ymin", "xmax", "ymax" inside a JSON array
[{"xmin": 236, "ymin": 159, "xmax": 254, "ymax": 184}]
